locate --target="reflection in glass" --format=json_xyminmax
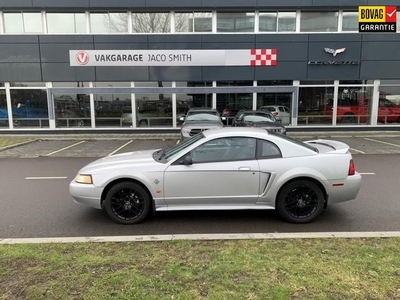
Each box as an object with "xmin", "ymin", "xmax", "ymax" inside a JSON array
[
  {"xmin": 259, "ymin": 12, "xmax": 277, "ymax": 32},
  {"xmin": 52, "ymin": 82, "xmax": 91, "ymax": 87},
  {"xmin": 90, "ymin": 13, "xmax": 112, "ymax": 34},
  {"xmin": 300, "ymin": 12, "xmax": 338, "ymax": 32},
  {"xmin": 299, "ymin": 86, "xmax": 335, "ymax": 126},
  {"xmin": 217, "ymin": 12, "xmax": 255, "ymax": 32},
  {"xmin": 90, "ymin": 13, "xmax": 108, "ymax": 33},
  {"xmin": 0, "ymin": 91, "xmax": 8, "ymax": 128},
  {"xmin": 47, "ymin": 13, "xmax": 86, "ymax": 34},
  {"xmin": 218, "ymin": 93, "xmax": 252, "ymax": 125},
  {"xmin": 334, "ymin": 87, "xmax": 373, "ymax": 125},
  {"xmin": 397, "ymin": 13, "xmax": 400, "ymax": 32},
  {"xmin": 133, "ymin": 82, "xmax": 173, "ymax": 127},
  {"xmin": 23, "ymin": 13, "xmax": 43, "ymax": 33},
  {"xmin": 10, "ymin": 89, "xmax": 49, "ymax": 128},
  {"xmin": 378, "ymin": 85, "xmax": 400, "ymax": 124},
  {"xmin": 175, "ymin": 12, "xmax": 212, "ymax": 32},
  {"xmin": 94, "ymin": 82, "xmax": 131, "ymax": 87},
  {"xmin": 342, "ymin": 12, "xmax": 358, "ymax": 32},
  {"xmin": 132, "ymin": 13, "xmax": 171, "ymax": 33},
  {"xmin": 257, "ymin": 93, "xmax": 292, "ymax": 125},
  {"xmin": 278, "ymin": 12, "xmax": 296, "ymax": 32},
  {"xmin": 109, "ymin": 13, "xmax": 129, "ymax": 33},
  {"xmin": 4, "ymin": 13, "xmax": 24, "ymax": 33},
  {"xmin": 94, "ymin": 94, "xmax": 132, "ymax": 127},
  {"xmin": 10, "ymin": 82, "xmax": 46, "ymax": 87},
  {"xmin": 54, "ymin": 93, "xmax": 91, "ymax": 128}
]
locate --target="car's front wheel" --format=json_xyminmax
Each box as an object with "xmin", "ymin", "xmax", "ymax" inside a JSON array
[
  {"xmin": 276, "ymin": 180, "xmax": 325, "ymax": 223},
  {"xmin": 104, "ymin": 181, "xmax": 151, "ymax": 225}
]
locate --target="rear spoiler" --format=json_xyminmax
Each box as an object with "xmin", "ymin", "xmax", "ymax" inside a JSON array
[{"xmin": 305, "ymin": 139, "xmax": 350, "ymax": 154}]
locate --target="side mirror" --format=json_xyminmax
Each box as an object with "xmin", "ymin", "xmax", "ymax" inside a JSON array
[
  {"xmin": 276, "ymin": 119, "xmax": 282, "ymax": 124},
  {"xmin": 179, "ymin": 116, "xmax": 185, "ymax": 122},
  {"xmin": 182, "ymin": 155, "xmax": 193, "ymax": 166},
  {"xmin": 221, "ymin": 117, "xmax": 226, "ymax": 121}
]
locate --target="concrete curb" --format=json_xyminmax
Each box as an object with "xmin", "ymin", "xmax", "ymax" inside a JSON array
[{"xmin": 1, "ymin": 232, "xmax": 400, "ymax": 244}]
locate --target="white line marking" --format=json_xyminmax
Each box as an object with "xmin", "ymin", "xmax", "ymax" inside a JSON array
[
  {"xmin": 25, "ymin": 177, "xmax": 68, "ymax": 180},
  {"xmin": 2, "ymin": 232, "xmax": 400, "ymax": 244},
  {"xmin": 359, "ymin": 173, "xmax": 376, "ymax": 175},
  {"xmin": 108, "ymin": 140, "xmax": 133, "ymax": 156},
  {"xmin": 350, "ymin": 148, "xmax": 365, "ymax": 154},
  {"xmin": 45, "ymin": 141, "xmax": 86, "ymax": 156},
  {"xmin": 364, "ymin": 137, "xmax": 400, "ymax": 148}
]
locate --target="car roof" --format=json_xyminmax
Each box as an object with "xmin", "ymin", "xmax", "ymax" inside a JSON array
[
  {"xmin": 188, "ymin": 107, "xmax": 217, "ymax": 111},
  {"xmin": 202, "ymin": 127, "xmax": 270, "ymax": 139}
]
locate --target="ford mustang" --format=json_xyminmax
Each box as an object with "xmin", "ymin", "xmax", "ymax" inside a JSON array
[{"xmin": 70, "ymin": 128, "xmax": 362, "ymax": 224}]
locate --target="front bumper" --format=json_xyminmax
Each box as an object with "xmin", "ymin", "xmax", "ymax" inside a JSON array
[{"xmin": 69, "ymin": 180, "xmax": 104, "ymax": 209}]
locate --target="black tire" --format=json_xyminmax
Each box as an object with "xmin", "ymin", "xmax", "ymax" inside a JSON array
[
  {"xmin": 276, "ymin": 180, "xmax": 325, "ymax": 224},
  {"xmin": 104, "ymin": 181, "xmax": 151, "ymax": 225},
  {"xmin": 341, "ymin": 114, "xmax": 356, "ymax": 124},
  {"xmin": 138, "ymin": 120, "xmax": 148, "ymax": 127}
]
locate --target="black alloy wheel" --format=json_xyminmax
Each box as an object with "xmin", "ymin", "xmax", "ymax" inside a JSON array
[
  {"xmin": 276, "ymin": 180, "xmax": 325, "ymax": 223},
  {"xmin": 104, "ymin": 181, "xmax": 151, "ymax": 225}
]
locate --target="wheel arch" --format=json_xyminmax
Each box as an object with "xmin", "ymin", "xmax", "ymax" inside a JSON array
[
  {"xmin": 101, "ymin": 178, "xmax": 155, "ymax": 212},
  {"xmin": 275, "ymin": 176, "xmax": 328, "ymax": 209}
]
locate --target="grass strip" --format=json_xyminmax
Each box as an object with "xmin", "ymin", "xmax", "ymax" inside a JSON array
[{"xmin": 1, "ymin": 238, "xmax": 399, "ymax": 299}]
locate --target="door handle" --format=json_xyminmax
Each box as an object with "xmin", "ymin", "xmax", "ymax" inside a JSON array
[{"xmin": 238, "ymin": 167, "xmax": 251, "ymax": 171}]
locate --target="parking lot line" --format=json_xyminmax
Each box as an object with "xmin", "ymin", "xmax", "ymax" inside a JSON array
[
  {"xmin": 350, "ymin": 148, "xmax": 365, "ymax": 154},
  {"xmin": 45, "ymin": 141, "xmax": 86, "ymax": 156},
  {"xmin": 25, "ymin": 177, "xmax": 68, "ymax": 180},
  {"xmin": 364, "ymin": 138, "xmax": 400, "ymax": 148},
  {"xmin": 108, "ymin": 140, "xmax": 133, "ymax": 156}
]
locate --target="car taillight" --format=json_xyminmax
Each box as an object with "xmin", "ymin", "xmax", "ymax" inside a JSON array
[
  {"xmin": 272, "ymin": 112, "xmax": 278, "ymax": 116},
  {"xmin": 348, "ymin": 159, "xmax": 356, "ymax": 176}
]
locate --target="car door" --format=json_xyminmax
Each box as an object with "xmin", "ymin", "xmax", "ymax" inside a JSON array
[{"xmin": 163, "ymin": 137, "xmax": 260, "ymax": 208}]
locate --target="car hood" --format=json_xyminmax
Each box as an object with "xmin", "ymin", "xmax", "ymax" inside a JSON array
[
  {"xmin": 243, "ymin": 121, "xmax": 283, "ymax": 128},
  {"xmin": 182, "ymin": 120, "xmax": 223, "ymax": 128},
  {"xmin": 79, "ymin": 149, "xmax": 159, "ymax": 174}
]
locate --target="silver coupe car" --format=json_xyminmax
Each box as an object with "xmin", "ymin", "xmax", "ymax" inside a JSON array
[{"xmin": 70, "ymin": 128, "xmax": 361, "ymax": 224}]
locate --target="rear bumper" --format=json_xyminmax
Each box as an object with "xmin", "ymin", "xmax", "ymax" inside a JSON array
[{"xmin": 326, "ymin": 173, "xmax": 362, "ymax": 204}]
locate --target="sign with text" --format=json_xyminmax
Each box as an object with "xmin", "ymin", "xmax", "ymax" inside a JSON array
[
  {"xmin": 69, "ymin": 49, "xmax": 278, "ymax": 67},
  {"xmin": 358, "ymin": 6, "xmax": 397, "ymax": 32}
]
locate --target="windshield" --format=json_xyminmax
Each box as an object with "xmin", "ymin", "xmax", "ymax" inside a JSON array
[
  {"xmin": 268, "ymin": 132, "xmax": 319, "ymax": 153},
  {"xmin": 162, "ymin": 133, "xmax": 205, "ymax": 161},
  {"xmin": 186, "ymin": 112, "xmax": 220, "ymax": 122},
  {"xmin": 243, "ymin": 113, "xmax": 276, "ymax": 123}
]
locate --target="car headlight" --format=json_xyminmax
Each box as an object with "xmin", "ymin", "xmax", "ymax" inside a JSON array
[
  {"xmin": 75, "ymin": 174, "xmax": 93, "ymax": 184},
  {"xmin": 181, "ymin": 128, "xmax": 191, "ymax": 135}
]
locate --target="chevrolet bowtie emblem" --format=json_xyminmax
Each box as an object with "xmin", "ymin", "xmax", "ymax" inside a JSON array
[{"xmin": 324, "ymin": 48, "xmax": 346, "ymax": 57}]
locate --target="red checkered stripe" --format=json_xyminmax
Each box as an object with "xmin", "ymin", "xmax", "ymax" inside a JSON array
[{"xmin": 250, "ymin": 49, "xmax": 277, "ymax": 66}]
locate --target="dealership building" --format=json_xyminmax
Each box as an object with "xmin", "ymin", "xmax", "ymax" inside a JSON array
[{"xmin": 0, "ymin": 0, "xmax": 400, "ymax": 132}]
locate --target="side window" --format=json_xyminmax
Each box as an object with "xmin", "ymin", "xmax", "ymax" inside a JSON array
[
  {"xmin": 191, "ymin": 137, "xmax": 257, "ymax": 163},
  {"xmin": 279, "ymin": 107, "xmax": 285, "ymax": 112},
  {"xmin": 257, "ymin": 139, "xmax": 282, "ymax": 159},
  {"xmin": 284, "ymin": 107, "xmax": 290, "ymax": 113}
]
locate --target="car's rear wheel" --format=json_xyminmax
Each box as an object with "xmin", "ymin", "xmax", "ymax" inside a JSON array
[
  {"xmin": 104, "ymin": 181, "xmax": 151, "ymax": 225},
  {"xmin": 276, "ymin": 180, "xmax": 325, "ymax": 223}
]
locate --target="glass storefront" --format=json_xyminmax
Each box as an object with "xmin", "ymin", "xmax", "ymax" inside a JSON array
[
  {"xmin": 299, "ymin": 86, "xmax": 334, "ymax": 125},
  {"xmin": 0, "ymin": 80, "xmax": 398, "ymax": 130},
  {"xmin": 256, "ymin": 93, "xmax": 292, "ymax": 125},
  {"xmin": 0, "ymin": 90, "xmax": 8, "ymax": 128},
  {"xmin": 134, "ymin": 82, "xmax": 172, "ymax": 127},
  {"xmin": 378, "ymin": 81, "xmax": 400, "ymax": 124},
  {"xmin": 10, "ymin": 89, "xmax": 49, "ymax": 128},
  {"xmin": 54, "ymin": 93, "xmax": 91, "ymax": 128}
]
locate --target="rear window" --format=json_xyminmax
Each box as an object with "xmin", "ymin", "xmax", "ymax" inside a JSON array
[{"xmin": 269, "ymin": 132, "xmax": 319, "ymax": 153}]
